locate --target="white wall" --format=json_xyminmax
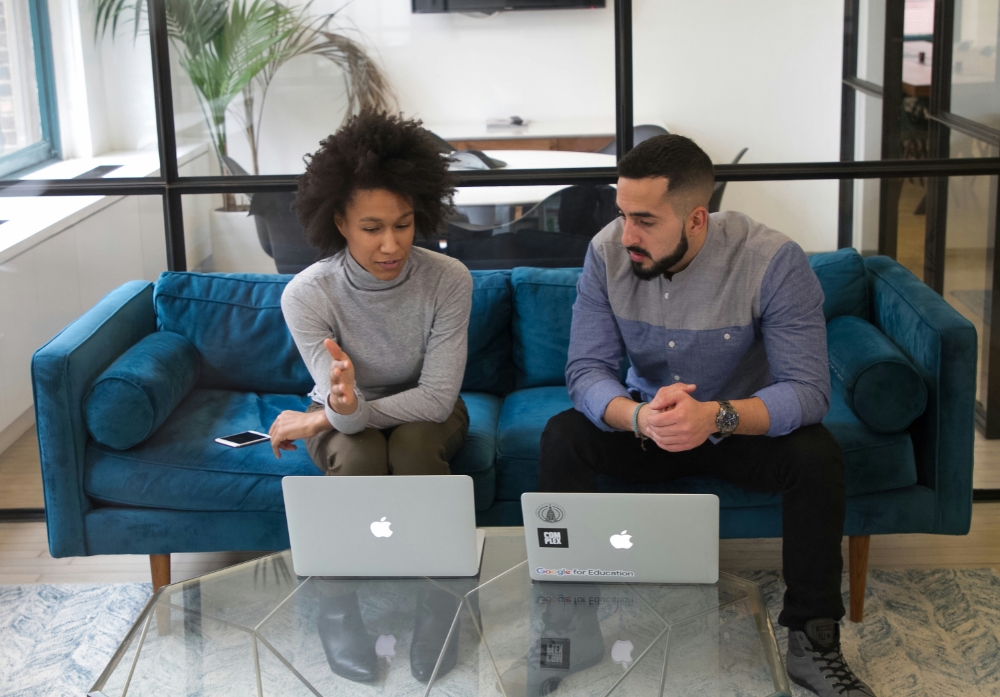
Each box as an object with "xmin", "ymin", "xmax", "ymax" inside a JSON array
[
  {"xmin": 80, "ymin": 0, "xmax": 846, "ymax": 251},
  {"xmin": 853, "ymin": 92, "xmax": 883, "ymax": 254},
  {"xmin": 631, "ymin": 1, "xmax": 843, "ymax": 252},
  {"xmin": 97, "ymin": 34, "xmax": 159, "ymax": 153},
  {"xmin": 249, "ymin": 0, "xmax": 843, "ymax": 250},
  {"xmin": 214, "ymin": 0, "xmax": 617, "ymax": 174},
  {"xmin": 852, "ymin": 0, "xmax": 885, "ymax": 254},
  {"xmin": 342, "ymin": 1, "xmax": 616, "ymax": 125}
]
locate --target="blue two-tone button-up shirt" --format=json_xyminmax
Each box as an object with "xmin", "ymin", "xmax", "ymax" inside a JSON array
[{"xmin": 566, "ymin": 211, "xmax": 830, "ymax": 437}]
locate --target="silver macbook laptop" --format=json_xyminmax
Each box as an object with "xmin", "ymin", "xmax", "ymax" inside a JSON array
[
  {"xmin": 521, "ymin": 492, "xmax": 719, "ymax": 584},
  {"xmin": 282, "ymin": 475, "xmax": 484, "ymax": 578}
]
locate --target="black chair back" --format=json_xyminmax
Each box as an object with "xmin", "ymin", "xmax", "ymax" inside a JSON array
[
  {"xmin": 221, "ymin": 156, "xmax": 322, "ymax": 274},
  {"xmin": 441, "ymin": 184, "xmax": 618, "ymax": 269},
  {"xmin": 599, "ymin": 124, "xmax": 670, "ymax": 155},
  {"xmin": 708, "ymin": 147, "xmax": 748, "ymax": 214},
  {"xmin": 249, "ymin": 192, "xmax": 322, "ymax": 274}
]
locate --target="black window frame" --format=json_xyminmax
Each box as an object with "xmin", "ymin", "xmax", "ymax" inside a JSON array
[{"xmin": 1, "ymin": 0, "xmax": 1000, "ymax": 453}]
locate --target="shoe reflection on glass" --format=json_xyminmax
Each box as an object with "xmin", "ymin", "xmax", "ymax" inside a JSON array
[
  {"xmin": 500, "ymin": 584, "xmax": 606, "ymax": 696},
  {"xmin": 410, "ymin": 586, "xmax": 463, "ymax": 682},
  {"xmin": 316, "ymin": 590, "xmax": 379, "ymax": 682},
  {"xmin": 313, "ymin": 580, "xmax": 475, "ymax": 685}
]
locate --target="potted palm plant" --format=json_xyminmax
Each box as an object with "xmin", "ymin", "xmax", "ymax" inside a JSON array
[{"xmin": 94, "ymin": 0, "xmax": 394, "ymax": 205}]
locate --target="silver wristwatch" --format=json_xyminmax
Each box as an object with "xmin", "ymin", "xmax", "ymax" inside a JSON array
[{"xmin": 715, "ymin": 400, "xmax": 739, "ymax": 438}]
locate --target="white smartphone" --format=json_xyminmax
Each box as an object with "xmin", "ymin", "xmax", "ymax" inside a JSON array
[{"xmin": 215, "ymin": 430, "xmax": 271, "ymax": 448}]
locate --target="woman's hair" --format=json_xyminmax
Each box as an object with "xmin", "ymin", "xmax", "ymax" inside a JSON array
[{"xmin": 294, "ymin": 110, "xmax": 456, "ymax": 257}]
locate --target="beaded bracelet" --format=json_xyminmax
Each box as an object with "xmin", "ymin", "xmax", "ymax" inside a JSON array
[{"xmin": 632, "ymin": 401, "xmax": 649, "ymax": 450}]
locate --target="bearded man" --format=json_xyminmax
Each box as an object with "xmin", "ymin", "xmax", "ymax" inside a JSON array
[{"xmin": 539, "ymin": 135, "xmax": 876, "ymax": 697}]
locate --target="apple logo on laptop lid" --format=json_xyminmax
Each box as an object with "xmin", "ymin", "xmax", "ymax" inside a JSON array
[
  {"xmin": 370, "ymin": 517, "xmax": 393, "ymax": 538},
  {"xmin": 610, "ymin": 530, "xmax": 633, "ymax": 549}
]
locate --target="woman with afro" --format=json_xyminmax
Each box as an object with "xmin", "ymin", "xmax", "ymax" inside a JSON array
[{"xmin": 268, "ymin": 110, "xmax": 472, "ymax": 478}]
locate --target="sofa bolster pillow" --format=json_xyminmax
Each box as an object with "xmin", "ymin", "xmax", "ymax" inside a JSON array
[
  {"xmin": 827, "ymin": 315, "xmax": 927, "ymax": 433},
  {"xmin": 84, "ymin": 331, "xmax": 201, "ymax": 450}
]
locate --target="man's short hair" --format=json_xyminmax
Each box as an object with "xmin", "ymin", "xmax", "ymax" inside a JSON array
[{"xmin": 617, "ymin": 135, "xmax": 716, "ymax": 220}]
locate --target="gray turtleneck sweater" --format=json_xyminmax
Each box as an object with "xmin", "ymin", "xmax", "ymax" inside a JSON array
[{"xmin": 281, "ymin": 246, "xmax": 473, "ymax": 434}]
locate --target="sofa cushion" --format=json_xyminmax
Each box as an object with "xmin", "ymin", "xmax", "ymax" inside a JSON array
[
  {"xmin": 809, "ymin": 248, "xmax": 869, "ymax": 321},
  {"xmin": 451, "ymin": 392, "xmax": 502, "ymax": 475},
  {"xmin": 84, "ymin": 388, "xmax": 503, "ymax": 514},
  {"xmin": 463, "ymin": 271, "xmax": 514, "ymax": 395},
  {"xmin": 84, "ymin": 331, "xmax": 201, "ymax": 450},
  {"xmin": 451, "ymin": 391, "xmax": 502, "ymax": 511},
  {"xmin": 495, "ymin": 386, "xmax": 574, "ymax": 500},
  {"xmin": 154, "ymin": 272, "xmax": 313, "ymax": 394},
  {"xmin": 495, "ymin": 382, "xmax": 917, "ymax": 503},
  {"xmin": 827, "ymin": 315, "xmax": 928, "ymax": 433},
  {"xmin": 511, "ymin": 267, "xmax": 581, "ymax": 389},
  {"xmin": 85, "ymin": 389, "xmax": 317, "ymax": 512}
]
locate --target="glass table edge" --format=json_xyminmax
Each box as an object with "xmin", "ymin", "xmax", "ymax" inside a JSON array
[
  {"xmin": 89, "ymin": 586, "xmax": 164, "ymax": 693},
  {"xmin": 89, "ymin": 539, "xmax": 788, "ymax": 695}
]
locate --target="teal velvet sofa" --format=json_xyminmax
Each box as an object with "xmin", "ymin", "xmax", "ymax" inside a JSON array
[{"xmin": 33, "ymin": 248, "xmax": 976, "ymax": 619}]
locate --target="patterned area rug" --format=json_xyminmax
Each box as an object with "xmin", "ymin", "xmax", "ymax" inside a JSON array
[
  {"xmin": 0, "ymin": 583, "xmax": 151, "ymax": 697},
  {"xmin": 745, "ymin": 569, "xmax": 1000, "ymax": 697},
  {"xmin": 1, "ymin": 570, "xmax": 999, "ymax": 696}
]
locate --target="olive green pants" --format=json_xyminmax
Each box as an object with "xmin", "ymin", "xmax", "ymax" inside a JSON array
[{"xmin": 304, "ymin": 397, "xmax": 469, "ymax": 476}]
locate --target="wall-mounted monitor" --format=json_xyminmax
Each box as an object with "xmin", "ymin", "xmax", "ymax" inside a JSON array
[{"xmin": 413, "ymin": 0, "xmax": 605, "ymax": 13}]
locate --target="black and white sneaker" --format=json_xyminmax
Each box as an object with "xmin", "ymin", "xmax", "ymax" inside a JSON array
[{"xmin": 786, "ymin": 619, "xmax": 876, "ymax": 697}]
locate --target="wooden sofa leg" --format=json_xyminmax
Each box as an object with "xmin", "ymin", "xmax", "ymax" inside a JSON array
[
  {"xmin": 150, "ymin": 553, "xmax": 171, "ymax": 591},
  {"xmin": 150, "ymin": 554, "xmax": 172, "ymax": 635},
  {"xmin": 848, "ymin": 536, "xmax": 870, "ymax": 623}
]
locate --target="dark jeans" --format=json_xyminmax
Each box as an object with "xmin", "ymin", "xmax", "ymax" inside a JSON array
[{"xmin": 538, "ymin": 409, "xmax": 846, "ymax": 630}]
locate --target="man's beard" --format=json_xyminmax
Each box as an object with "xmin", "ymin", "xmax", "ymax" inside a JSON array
[{"xmin": 627, "ymin": 226, "xmax": 689, "ymax": 281}]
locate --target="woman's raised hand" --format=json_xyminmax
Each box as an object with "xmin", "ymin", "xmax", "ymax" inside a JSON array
[{"xmin": 325, "ymin": 338, "xmax": 358, "ymax": 414}]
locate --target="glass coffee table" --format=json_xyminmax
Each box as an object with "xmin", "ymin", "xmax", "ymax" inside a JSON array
[{"xmin": 90, "ymin": 529, "xmax": 790, "ymax": 696}]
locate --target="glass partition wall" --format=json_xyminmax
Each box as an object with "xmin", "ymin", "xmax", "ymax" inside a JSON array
[{"xmin": 3, "ymin": 0, "xmax": 1000, "ymax": 520}]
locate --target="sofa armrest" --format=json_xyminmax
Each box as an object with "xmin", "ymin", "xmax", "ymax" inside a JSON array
[
  {"xmin": 31, "ymin": 281, "xmax": 157, "ymax": 557},
  {"xmin": 864, "ymin": 256, "xmax": 977, "ymax": 534}
]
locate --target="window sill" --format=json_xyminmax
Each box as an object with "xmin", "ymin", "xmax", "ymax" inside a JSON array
[{"xmin": 0, "ymin": 143, "xmax": 209, "ymax": 265}]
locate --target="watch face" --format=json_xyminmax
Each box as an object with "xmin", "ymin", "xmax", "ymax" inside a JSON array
[
  {"xmin": 721, "ymin": 412, "xmax": 739, "ymax": 430},
  {"xmin": 718, "ymin": 406, "xmax": 739, "ymax": 432}
]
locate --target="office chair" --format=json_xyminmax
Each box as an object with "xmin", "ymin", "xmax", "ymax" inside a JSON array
[
  {"xmin": 425, "ymin": 131, "xmax": 507, "ymax": 170},
  {"xmin": 249, "ymin": 191, "xmax": 321, "ymax": 273},
  {"xmin": 222, "ymin": 156, "xmax": 321, "ymax": 274},
  {"xmin": 708, "ymin": 147, "xmax": 748, "ymax": 214},
  {"xmin": 426, "ymin": 130, "xmax": 457, "ymax": 154},
  {"xmin": 599, "ymin": 124, "xmax": 670, "ymax": 155},
  {"xmin": 440, "ymin": 185, "xmax": 618, "ymax": 269}
]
